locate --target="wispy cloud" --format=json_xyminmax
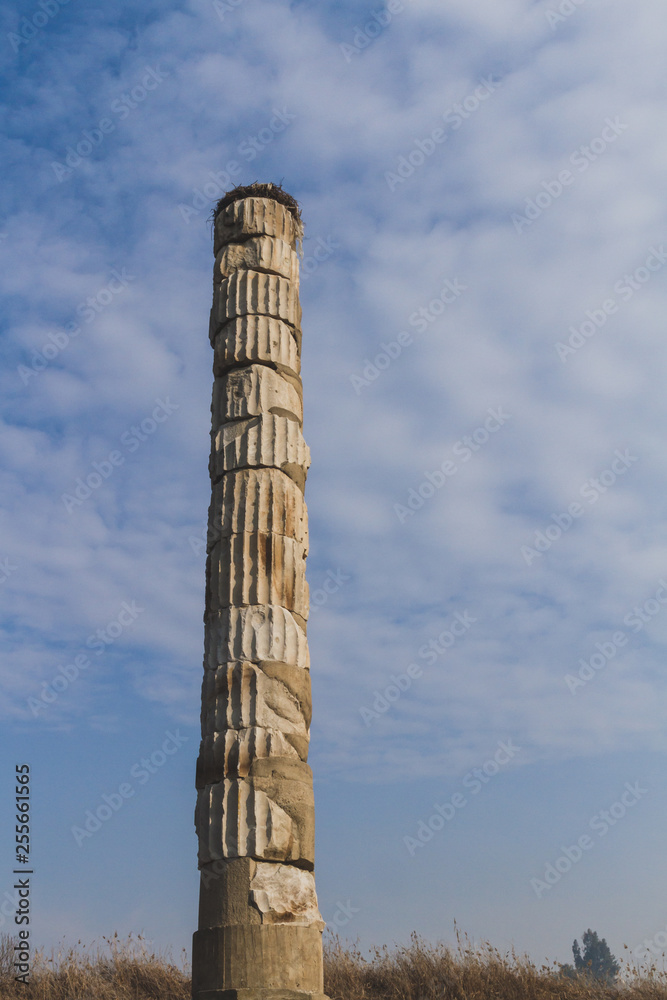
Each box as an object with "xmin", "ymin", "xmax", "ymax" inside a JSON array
[{"xmin": 3, "ymin": 0, "xmax": 667, "ymax": 966}]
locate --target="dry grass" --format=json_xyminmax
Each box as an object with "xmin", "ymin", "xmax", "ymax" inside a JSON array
[
  {"xmin": 2, "ymin": 929, "xmax": 667, "ymax": 1000},
  {"xmin": 0, "ymin": 932, "xmax": 189, "ymax": 999},
  {"xmin": 322, "ymin": 931, "xmax": 667, "ymax": 1000}
]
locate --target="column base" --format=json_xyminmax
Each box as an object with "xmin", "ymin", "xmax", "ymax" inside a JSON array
[
  {"xmin": 194, "ymin": 991, "xmax": 330, "ymax": 1000},
  {"xmin": 192, "ymin": 925, "xmax": 324, "ymax": 996}
]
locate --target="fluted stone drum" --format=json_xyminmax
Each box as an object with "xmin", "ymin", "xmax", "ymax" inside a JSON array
[{"xmin": 192, "ymin": 185, "xmax": 328, "ymax": 1000}]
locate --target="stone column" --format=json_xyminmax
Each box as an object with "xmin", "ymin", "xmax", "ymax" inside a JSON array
[{"xmin": 192, "ymin": 185, "xmax": 328, "ymax": 1000}]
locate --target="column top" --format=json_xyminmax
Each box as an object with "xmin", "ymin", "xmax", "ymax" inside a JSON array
[
  {"xmin": 213, "ymin": 184, "xmax": 303, "ymax": 255},
  {"xmin": 213, "ymin": 183, "xmax": 301, "ymax": 224}
]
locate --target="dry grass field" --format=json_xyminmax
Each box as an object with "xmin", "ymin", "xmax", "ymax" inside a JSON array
[{"xmin": 1, "ymin": 929, "xmax": 667, "ymax": 1000}]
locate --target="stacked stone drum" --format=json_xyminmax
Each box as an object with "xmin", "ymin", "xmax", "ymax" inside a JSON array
[{"xmin": 192, "ymin": 188, "xmax": 327, "ymax": 1000}]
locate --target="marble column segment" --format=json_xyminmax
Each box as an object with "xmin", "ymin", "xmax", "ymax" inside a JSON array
[{"xmin": 192, "ymin": 185, "xmax": 329, "ymax": 1000}]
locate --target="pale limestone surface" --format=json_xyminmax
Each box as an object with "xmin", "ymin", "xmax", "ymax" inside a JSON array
[
  {"xmin": 200, "ymin": 661, "xmax": 311, "ymax": 746},
  {"xmin": 207, "ymin": 534, "xmax": 309, "ymax": 618},
  {"xmin": 211, "ymin": 413, "xmax": 310, "ymax": 486},
  {"xmin": 196, "ymin": 780, "xmax": 295, "ymax": 864},
  {"xmin": 213, "ymin": 270, "xmax": 301, "ymax": 329},
  {"xmin": 197, "ymin": 728, "xmax": 301, "ymax": 784},
  {"xmin": 204, "ymin": 605, "xmax": 310, "ymax": 669},
  {"xmin": 194, "ymin": 191, "xmax": 325, "ymax": 1000},
  {"xmin": 210, "ymin": 315, "xmax": 301, "ymax": 376},
  {"xmin": 250, "ymin": 864, "xmax": 324, "ymax": 929},
  {"xmin": 213, "ymin": 364, "xmax": 303, "ymax": 425},
  {"xmin": 196, "ymin": 760, "xmax": 315, "ymax": 865},
  {"xmin": 214, "ymin": 197, "xmax": 300, "ymax": 253},
  {"xmin": 216, "ymin": 236, "xmax": 299, "ymax": 283},
  {"xmin": 208, "ymin": 469, "xmax": 308, "ymax": 547},
  {"xmin": 192, "ymin": 924, "xmax": 325, "ymax": 996}
]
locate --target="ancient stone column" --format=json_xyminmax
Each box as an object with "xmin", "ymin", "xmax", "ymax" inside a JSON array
[{"xmin": 192, "ymin": 184, "xmax": 328, "ymax": 1000}]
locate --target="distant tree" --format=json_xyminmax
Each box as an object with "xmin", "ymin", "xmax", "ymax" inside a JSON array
[{"xmin": 560, "ymin": 929, "xmax": 619, "ymax": 984}]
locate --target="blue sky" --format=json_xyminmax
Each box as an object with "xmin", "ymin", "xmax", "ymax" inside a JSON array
[{"xmin": 2, "ymin": 0, "xmax": 667, "ymax": 973}]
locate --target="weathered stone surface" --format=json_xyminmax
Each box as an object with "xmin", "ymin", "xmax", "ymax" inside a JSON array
[
  {"xmin": 212, "ymin": 271, "xmax": 301, "ymax": 330},
  {"xmin": 195, "ymin": 781, "xmax": 292, "ymax": 864},
  {"xmin": 208, "ymin": 470, "xmax": 308, "ymax": 548},
  {"xmin": 197, "ymin": 728, "xmax": 301, "ymax": 785},
  {"xmin": 192, "ymin": 924, "xmax": 324, "ymax": 995},
  {"xmin": 197, "ymin": 858, "xmax": 322, "ymax": 932},
  {"xmin": 200, "ymin": 661, "xmax": 311, "ymax": 749},
  {"xmin": 195, "ymin": 991, "xmax": 328, "ymax": 1000},
  {"xmin": 207, "ymin": 534, "xmax": 308, "ymax": 617},
  {"xmin": 289, "ymin": 611, "xmax": 308, "ymax": 635},
  {"xmin": 250, "ymin": 864, "xmax": 323, "ymax": 929},
  {"xmin": 212, "ymin": 366, "xmax": 303, "ymax": 426},
  {"xmin": 196, "ymin": 190, "xmax": 326, "ymax": 999},
  {"xmin": 216, "ymin": 237, "xmax": 299, "ymax": 284},
  {"xmin": 205, "ymin": 607, "xmax": 309, "ymax": 670},
  {"xmin": 195, "ymin": 760, "xmax": 315, "ymax": 865},
  {"xmin": 210, "ymin": 414, "xmax": 310, "ymax": 490},
  {"xmin": 198, "ymin": 857, "xmax": 262, "ymax": 929},
  {"xmin": 210, "ymin": 316, "xmax": 301, "ymax": 374},
  {"xmin": 214, "ymin": 198, "xmax": 299, "ymax": 254}
]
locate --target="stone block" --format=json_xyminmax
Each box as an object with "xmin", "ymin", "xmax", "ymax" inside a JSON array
[
  {"xmin": 197, "ymin": 858, "xmax": 322, "ymax": 932},
  {"xmin": 195, "ymin": 781, "xmax": 292, "ymax": 864},
  {"xmin": 206, "ymin": 533, "xmax": 309, "ymax": 617},
  {"xmin": 192, "ymin": 924, "xmax": 324, "ymax": 995},
  {"xmin": 197, "ymin": 728, "xmax": 302, "ymax": 785},
  {"xmin": 210, "ymin": 415, "xmax": 310, "ymax": 491},
  {"xmin": 195, "ymin": 761, "xmax": 315, "ymax": 865},
  {"xmin": 212, "ymin": 271, "xmax": 301, "ymax": 330},
  {"xmin": 200, "ymin": 662, "xmax": 311, "ymax": 745},
  {"xmin": 212, "ymin": 366, "xmax": 303, "ymax": 426},
  {"xmin": 198, "ymin": 857, "xmax": 258, "ymax": 930},
  {"xmin": 214, "ymin": 198, "xmax": 299, "ymax": 254},
  {"xmin": 196, "ymin": 191, "xmax": 326, "ymax": 1000},
  {"xmin": 195, "ymin": 992, "xmax": 328, "ymax": 1000},
  {"xmin": 204, "ymin": 607, "xmax": 309, "ymax": 670},
  {"xmin": 215, "ymin": 237, "xmax": 299, "ymax": 284},
  {"xmin": 250, "ymin": 863, "xmax": 323, "ymax": 929},
  {"xmin": 210, "ymin": 316, "xmax": 301, "ymax": 374},
  {"xmin": 207, "ymin": 470, "xmax": 308, "ymax": 549}
]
